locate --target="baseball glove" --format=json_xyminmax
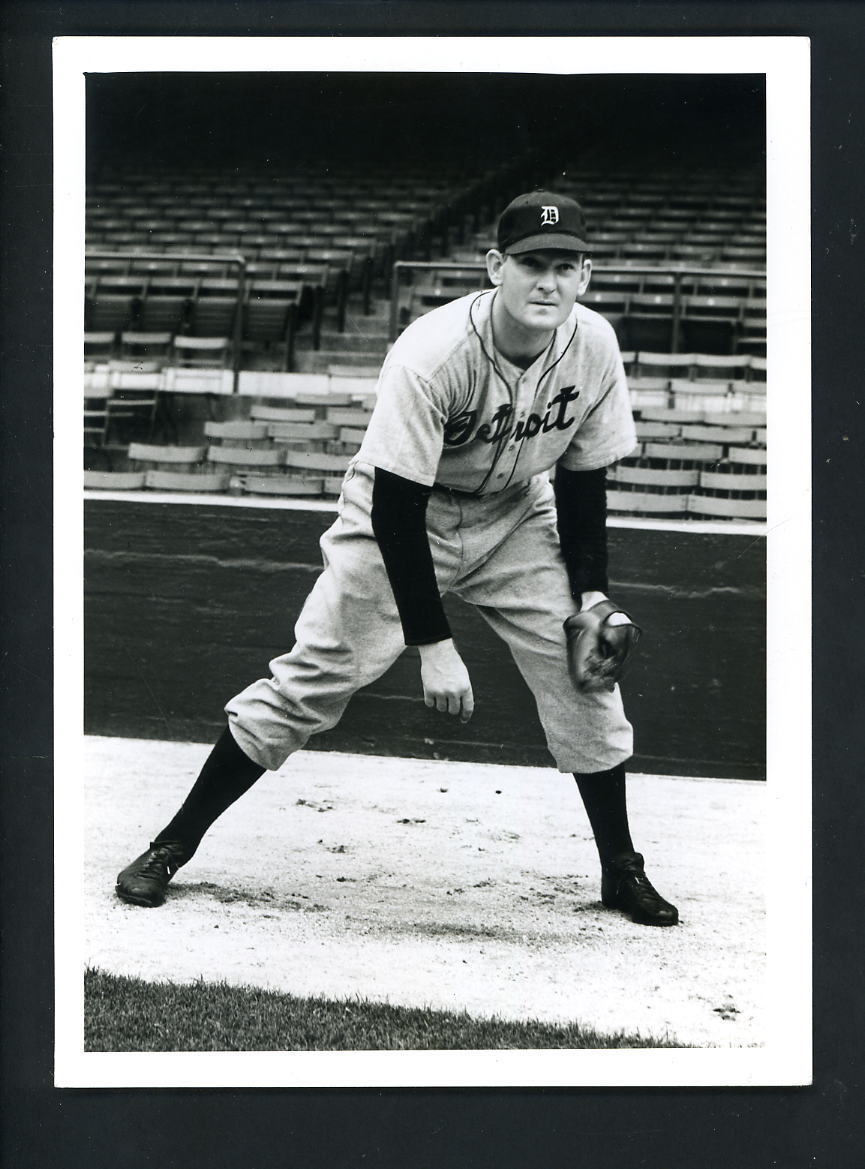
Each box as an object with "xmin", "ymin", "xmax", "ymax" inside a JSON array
[{"xmin": 564, "ymin": 599, "xmax": 642, "ymax": 693}]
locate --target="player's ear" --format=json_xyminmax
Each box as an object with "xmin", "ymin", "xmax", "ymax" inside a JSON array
[
  {"xmin": 577, "ymin": 256, "xmax": 592, "ymax": 296},
  {"xmin": 486, "ymin": 249, "xmax": 506, "ymax": 286}
]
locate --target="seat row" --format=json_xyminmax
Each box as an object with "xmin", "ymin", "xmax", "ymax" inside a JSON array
[
  {"xmin": 84, "ymin": 381, "xmax": 766, "ymax": 519},
  {"xmin": 85, "ymin": 278, "xmax": 321, "ymax": 369},
  {"xmin": 608, "ymin": 489, "xmax": 766, "ymax": 521},
  {"xmin": 87, "ymin": 254, "xmax": 346, "ymax": 285},
  {"xmin": 83, "ymin": 456, "xmax": 766, "ymax": 523},
  {"xmin": 82, "ymin": 357, "xmax": 766, "ymax": 456},
  {"xmin": 402, "ymin": 281, "xmax": 766, "ymax": 357}
]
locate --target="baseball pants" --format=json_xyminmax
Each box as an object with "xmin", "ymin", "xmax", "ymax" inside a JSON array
[{"xmin": 226, "ymin": 460, "xmax": 633, "ymax": 774}]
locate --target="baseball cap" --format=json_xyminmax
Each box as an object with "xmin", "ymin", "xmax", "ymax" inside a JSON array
[{"xmin": 497, "ymin": 190, "xmax": 591, "ymax": 255}]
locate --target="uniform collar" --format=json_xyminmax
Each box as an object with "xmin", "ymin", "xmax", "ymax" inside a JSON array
[{"xmin": 469, "ymin": 289, "xmax": 579, "ymax": 382}]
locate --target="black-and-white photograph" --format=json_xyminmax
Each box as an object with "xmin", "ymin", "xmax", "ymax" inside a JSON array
[{"xmin": 54, "ymin": 36, "xmax": 811, "ymax": 1088}]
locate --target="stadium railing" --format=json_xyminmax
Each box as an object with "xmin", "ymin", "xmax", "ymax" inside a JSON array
[{"xmin": 387, "ymin": 261, "xmax": 766, "ymax": 355}]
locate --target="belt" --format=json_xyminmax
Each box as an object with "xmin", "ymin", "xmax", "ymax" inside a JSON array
[{"xmin": 431, "ymin": 478, "xmax": 530, "ymax": 499}]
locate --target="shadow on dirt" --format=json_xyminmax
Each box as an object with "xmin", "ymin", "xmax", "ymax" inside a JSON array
[{"xmin": 170, "ymin": 881, "xmax": 328, "ymax": 912}]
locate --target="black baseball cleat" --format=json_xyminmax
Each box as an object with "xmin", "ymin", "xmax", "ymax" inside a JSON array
[
  {"xmin": 600, "ymin": 851, "xmax": 679, "ymax": 926},
  {"xmin": 115, "ymin": 841, "xmax": 187, "ymax": 907}
]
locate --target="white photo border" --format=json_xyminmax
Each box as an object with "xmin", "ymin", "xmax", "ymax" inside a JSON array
[{"xmin": 54, "ymin": 34, "xmax": 811, "ymax": 1089}]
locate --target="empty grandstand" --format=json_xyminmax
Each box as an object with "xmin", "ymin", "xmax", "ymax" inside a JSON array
[{"xmin": 83, "ymin": 73, "xmax": 766, "ymax": 524}]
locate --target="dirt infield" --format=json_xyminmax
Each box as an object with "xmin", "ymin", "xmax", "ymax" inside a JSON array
[{"xmin": 83, "ymin": 736, "xmax": 766, "ymax": 1048}]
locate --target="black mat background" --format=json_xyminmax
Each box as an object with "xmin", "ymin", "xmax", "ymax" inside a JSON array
[{"xmin": 2, "ymin": 3, "xmax": 863, "ymax": 1167}]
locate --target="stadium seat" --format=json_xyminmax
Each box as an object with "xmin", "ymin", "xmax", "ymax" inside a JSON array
[
  {"xmin": 727, "ymin": 382, "xmax": 767, "ymax": 412},
  {"xmin": 203, "ymin": 420, "xmax": 270, "ymax": 445},
  {"xmin": 727, "ymin": 446, "xmax": 767, "ymax": 471},
  {"xmin": 129, "ymin": 258, "xmax": 178, "ymax": 278},
  {"xmin": 669, "ymin": 243, "xmax": 719, "ymax": 263},
  {"xmin": 128, "ymin": 442, "xmax": 207, "ymax": 471},
  {"xmin": 179, "ymin": 260, "xmax": 231, "ymax": 278},
  {"xmin": 120, "ymin": 331, "xmax": 173, "ymax": 364},
  {"xmin": 83, "ymin": 386, "xmax": 111, "ymax": 446},
  {"xmin": 642, "ymin": 440, "xmax": 725, "ymax": 464},
  {"xmin": 638, "ymin": 407, "xmax": 707, "ymax": 425},
  {"xmin": 621, "ymin": 241, "xmax": 670, "ymax": 262},
  {"xmin": 91, "ymin": 273, "xmax": 149, "ymax": 299},
  {"xmin": 628, "ymin": 378, "xmax": 670, "ymax": 409},
  {"xmin": 579, "ymin": 290, "xmax": 629, "ymax": 337},
  {"xmin": 291, "ymin": 392, "xmax": 355, "ymax": 408},
  {"xmin": 282, "ymin": 450, "xmax": 352, "ymax": 478},
  {"xmin": 86, "ymin": 256, "xmax": 130, "ymax": 279},
  {"xmin": 244, "ymin": 261, "xmax": 279, "ymax": 280},
  {"xmin": 608, "ymin": 466, "xmax": 699, "ymax": 489},
  {"xmin": 137, "ymin": 293, "xmax": 190, "ymax": 335},
  {"xmin": 267, "ymin": 421, "xmax": 339, "ymax": 449},
  {"xmin": 86, "ymin": 293, "xmax": 138, "ymax": 335},
  {"xmin": 634, "ymin": 420, "xmax": 682, "ymax": 440},
  {"xmin": 206, "ymin": 446, "xmax": 285, "ymax": 472},
  {"xmin": 248, "ymin": 404, "xmax": 317, "ymax": 423},
  {"xmin": 695, "ymin": 273, "xmax": 754, "ymax": 297},
  {"xmin": 147, "ymin": 273, "xmax": 199, "ymax": 299},
  {"xmin": 703, "ymin": 410, "xmax": 765, "ymax": 429},
  {"xmin": 687, "ymin": 494, "xmax": 766, "ymax": 520},
  {"xmin": 106, "ymin": 369, "xmax": 162, "ymax": 440},
  {"xmin": 188, "ymin": 279, "xmax": 240, "ymax": 337},
  {"xmin": 143, "ymin": 469, "xmax": 230, "ymax": 493},
  {"xmin": 84, "ymin": 331, "xmax": 117, "ymax": 363},
  {"xmin": 633, "ymin": 351, "xmax": 696, "ymax": 378},
  {"xmin": 720, "ymin": 245, "xmax": 765, "ymax": 265},
  {"xmin": 336, "ymin": 427, "xmax": 367, "ymax": 451},
  {"xmin": 639, "ymin": 272, "xmax": 680, "ymax": 295},
  {"xmin": 325, "ymin": 406, "xmax": 373, "ymax": 427},
  {"xmin": 589, "ymin": 270, "xmax": 642, "ymax": 295},
  {"xmin": 83, "ymin": 469, "xmax": 147, "ymax": 491},
  {"xmin": 699, "ymin": 470, "xmax": 767, "ymax": 493},
  {"xmin": 171, "ymin": 335, "xmax": 231, "ymax": 368},
  {"xmin": 243, "ymin": 280, "xmax": 303, "ymax": 370},
  {"xmin": 749, "ymin": 356, "xmax": 767, "ymax": 382},
  {"xmin": 679, "ymin": 422, "xmax": 755, "ymax": 446},
  {"xmin": 678, "ymin": 313, "xmax": 739, "ymax": 356},
  {"xmin": 304, "ymin": 247, "xmax": 356, "ymax": 281},
  {"xmin": 624, "ymin": 295, "xmax": 675, "ymax": 352},
  {"xmin": 239, "ymin": 474, "xmax": 325, "ymax": 497},
  {"xmin": 692, "ymin": 352, "xmax": 752, "ymax": 380},
  {"xmin": 607, "ymin": 490, "xmax": 688, "ymax": 516},
  {"xmin": 258, "ymin": 248, "xmax": 308, "ymax": 268},
  {"xmin": 737, "ymin": 301, "xmax": 767, "ymax": 356}
]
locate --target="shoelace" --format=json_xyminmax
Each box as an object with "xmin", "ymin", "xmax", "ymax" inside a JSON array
[
  {"xmin": 137, "ymin": 846, "xmax": 179, "ymax": 881},
  {"xmin": 619, "ymin": 868, "xmax": 664, "ymax": 903}
]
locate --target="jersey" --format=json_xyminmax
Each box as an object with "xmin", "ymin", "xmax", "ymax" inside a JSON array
[{"xmin": 357, "ymin": 289, "xmax": 637, "ymax": 495}]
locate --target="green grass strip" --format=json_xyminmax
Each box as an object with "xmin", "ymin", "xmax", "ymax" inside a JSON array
[{"xmin": 84, "ymin": 968, "xmax": 682, "ymax": 1051}]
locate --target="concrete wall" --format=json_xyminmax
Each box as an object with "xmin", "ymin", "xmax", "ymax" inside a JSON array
[{"xmin": 84, "ymin": 498, "xmax": 766, "ymax": 779}]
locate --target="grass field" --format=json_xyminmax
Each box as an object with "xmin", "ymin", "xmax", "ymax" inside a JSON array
[{"xmin": 84, "ymin": 968, "xmax": 683, "ymax": 1051}]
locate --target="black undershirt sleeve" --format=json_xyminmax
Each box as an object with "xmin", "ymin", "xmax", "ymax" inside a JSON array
[
  {"xmin": 553, "ymin": 464, "xmax": 610, "ymax": 600},
  {"xmin": 370, "ymin": 467, "xmax": 452, "ymax": 647}
]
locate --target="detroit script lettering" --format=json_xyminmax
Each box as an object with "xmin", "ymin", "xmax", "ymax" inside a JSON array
[{"xmin": 443, "ymin": 386, "xmax": 580, "ymax": 447}]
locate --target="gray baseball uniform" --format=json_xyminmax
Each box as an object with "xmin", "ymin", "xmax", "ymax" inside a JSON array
[{"xmin": 225, "ymin": 289, "xmax": 637, "ymax": 774}]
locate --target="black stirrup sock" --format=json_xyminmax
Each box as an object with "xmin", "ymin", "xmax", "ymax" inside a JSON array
[
  {"xmin": 154, "ymin": 726, "xmax": 266, "ymax": 861},
  {"xmin": 573, "ymin": 762, "xmax": 635, "ymax": 865}
]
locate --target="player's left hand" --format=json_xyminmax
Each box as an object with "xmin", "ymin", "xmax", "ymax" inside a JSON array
[{"xmin": 564, "ymin": 598, "xmax": 642, "ymax": 693}]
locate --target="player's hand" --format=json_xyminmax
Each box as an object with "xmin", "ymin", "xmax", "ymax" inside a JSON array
[{"xmin": 418, "ymin": 639, "xmax": 475, "ymax": 723}]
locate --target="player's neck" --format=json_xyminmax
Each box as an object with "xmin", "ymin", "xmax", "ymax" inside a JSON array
[{"xmin": 491, "ymin": 295, "xmax": 554, "ymax": 370}]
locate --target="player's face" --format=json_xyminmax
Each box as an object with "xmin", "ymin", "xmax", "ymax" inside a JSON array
[{"xmin": 486, "ymin": 249, "xmax": 591, "ymax": 335}]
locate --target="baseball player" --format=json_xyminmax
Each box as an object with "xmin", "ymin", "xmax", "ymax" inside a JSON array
[{"xmin": 116, "ymin": 190, "xmax": 678, "ymax": 927}]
